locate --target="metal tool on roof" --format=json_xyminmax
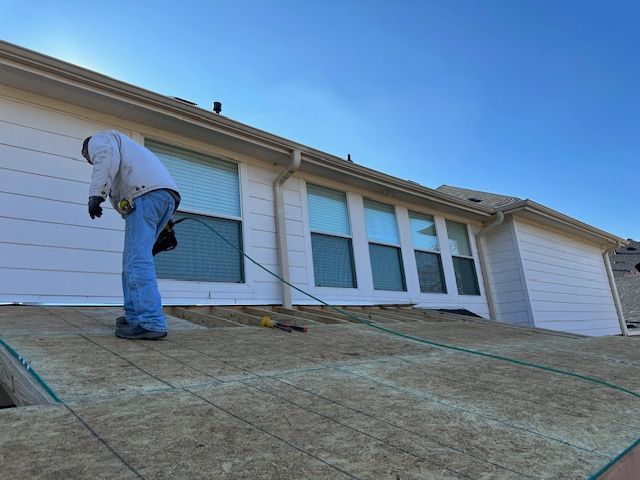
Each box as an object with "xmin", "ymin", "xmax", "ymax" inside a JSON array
[{"xmin": 260, "ymin": 315, "xmax": 307, "ymax": 333}]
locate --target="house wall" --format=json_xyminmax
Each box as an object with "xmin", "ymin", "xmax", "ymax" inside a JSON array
[
  {"xmin": 0, "ymin": 85, "xmax": 490, "ymax": 315},
  {"xmin": 514, "ymin": 219, "xmax": 621, "ymax": 336},
  {"xmin": 481, "ymin": 218, "xmax": 533, "ymax": 326},
  {"xmin": 0, "ymin": 89, "xmax": 126, "ymax": 304}
]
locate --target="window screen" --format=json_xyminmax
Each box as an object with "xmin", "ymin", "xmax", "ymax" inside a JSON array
[
  {"xmin": 155, "ymin": 212, "xmax": 244, "ymax": 282},
  {"xmin": 369, "ymin": 243, "xmax": 406, "ymax": 291},
  {"xmin": 409, "ymin": 212, "xmax": 445, "ymax": 293},
  {"xmin": 311, "ymin": 234, "xmax": 356, "ymax": 288},
  {"xmin": 446, "ymin": 220, "xmax": 479, "ymax": 295},
  {"xmin": 307, "ymin": 184, "xmax": 356, "ymax": 288},
  {"xmin": 415, "ymin": 251, "xmax": 446, "ymax": 294},
  {"xmin": 452, "ymin": 257, "xmax": 479, "ymax": 295}
]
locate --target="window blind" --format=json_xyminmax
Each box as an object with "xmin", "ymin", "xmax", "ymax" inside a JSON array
[
  {"xmin": 452, "ymin": 257, "xmax": 480, "ymax": 295},
  {"xmin": 369, "ymin": 243, "xmax": 406, "ymax": 291},
  {"xmin": 415, "ymin": 251, "xmax": 446, "ymax": 293},
  {"xmin": 409, "ymin": 212, "xmax": 439, "ymax": 251},
  {"xmin": 146, "ymin": 140, "xmax": 240, "ymax": 217},
  {"xmin": 155, "ymin": 212, "xmax": 243, "ymax": 283},
  {"xmin": 307, "ymin": 184, "xmax": 351, "ymax": 235},
  {"xmin": 311, "ymin": 234, "xmax": 356, "ymax": 288},
  {"xmin": 446, "ymin": 220, "xmax": 472, "ymax": 256},
  {"xmin": 364, "ymin": 199, "xmax": 399, "ymax": 244}
]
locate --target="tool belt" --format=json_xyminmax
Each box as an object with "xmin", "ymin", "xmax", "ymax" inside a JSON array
[{"xmin": 152, "ymin": 220, "xmax": 178, "ymax": 256}]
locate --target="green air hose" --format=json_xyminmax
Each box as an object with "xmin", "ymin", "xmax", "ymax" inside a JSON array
[
  {"xmin": 178, "ymin": 216, "xmax": 640, "ymax": 400},
  {"xmin": 0, "ymin": 217, "xmax": 636, "ymax": 480},
  {"xmin": 177, "ymin": 217, "xmax": 639, "ymax": 480}
]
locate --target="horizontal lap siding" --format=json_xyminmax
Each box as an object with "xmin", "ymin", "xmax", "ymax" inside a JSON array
[
  {"xmin": 0, "ymin": 91, "xmax": 298, "ymax": 306},
  {"xmin": 0, "ymin": 93, "xmax": 126, "ymax": 303},
  {"xmin": 482, "ymin": 220, "xmax": 531, "ymax": 325},
  {"xmin": 515, "ymin": 220, "xmax": 620, "ymax": 336}
]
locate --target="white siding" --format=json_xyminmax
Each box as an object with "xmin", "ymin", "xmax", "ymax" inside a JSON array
[
  {"xmin": 0, "ymin": 86, "xmax": 491, "ymax": 315},
  {"xmin": 481, "ymin": 219, "xmax": 532, "ymax": 326},
  {"xmin": 514, "ymin": 219, "xmax": 620, "ymax": 336},
  {"xmin": 0, "ymin": 92, "xmax": 126, "ymax": 303}
]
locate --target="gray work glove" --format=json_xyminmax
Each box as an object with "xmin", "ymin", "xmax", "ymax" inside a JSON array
[{"xmin": 88, "ymin": 196, "xmax": 105, "ymax": 219}]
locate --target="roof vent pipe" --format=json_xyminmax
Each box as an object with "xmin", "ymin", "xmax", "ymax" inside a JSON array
[
  {"xmin": 213, "ymin": 101, "xmax": 222, "ymax": 114},
  {"xmin": 273, "ymin": 150, "xmax": 302, "ymax": 308}
]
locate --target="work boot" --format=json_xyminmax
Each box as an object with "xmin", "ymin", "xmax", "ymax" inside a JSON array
[
  {"xmin": 115, "ymin": 324, "xmax": 167, "ymax": 340},
  {"xmin": 115, "ymin": 316, "xmax": 128, "ymax": 327}
]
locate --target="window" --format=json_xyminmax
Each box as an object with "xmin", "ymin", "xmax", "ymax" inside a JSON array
[
  {"xmin": 146, "ymin": 140, "xmax": 244, "ymax": 283},
  {"xmin": 364, "ymin": 199, "xmax": 406, "ymax": 291},
  {"xmin": 307, "ymin": 184, "xmax": 356, "ymax": 288},
  {"xmin": 409, "ymin": 212, "xmax": 446, "ymax": 293},
  {"xmin": 446, "ymin": 220, "xmax": 479, "ymax": 295}
]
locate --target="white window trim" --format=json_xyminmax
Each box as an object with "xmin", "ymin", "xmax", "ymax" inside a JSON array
[
  {"xmin": 303, "ymin": 181, "xmax": 358, "ymax": 291},
  {"xmin": 142, "ymin": 135, "xmax": 248, "ymax": 286}
]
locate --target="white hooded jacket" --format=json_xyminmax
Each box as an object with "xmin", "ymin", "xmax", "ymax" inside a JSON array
[{"xmin": 87, "ymin": 130, "xmax": 180, "ymax": 215}]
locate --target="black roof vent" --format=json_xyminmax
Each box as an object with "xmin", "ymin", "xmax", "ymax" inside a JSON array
[
  {"xmin": 468, "ymin": 197, "xmax": 482, "ymax": 203},
  {"xmin": 213, "ymin": 101, "xmax": 222, "ymax": 114}
]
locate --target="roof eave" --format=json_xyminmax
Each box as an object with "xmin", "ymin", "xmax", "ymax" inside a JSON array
[
  {"xmin": 0, "ymin": 40, "xmax": 492, "ymax": 221},
  {"xmin": 500, "ymin": 200, "xmax": 625, "ymax": 248}
]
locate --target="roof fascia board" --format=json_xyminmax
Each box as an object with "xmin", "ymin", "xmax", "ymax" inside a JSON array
[{"xmin": 499, "ymin": 200, "xmax": 624, "ymax": 247}]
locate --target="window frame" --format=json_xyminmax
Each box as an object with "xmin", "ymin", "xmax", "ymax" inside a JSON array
[
  {"xmin": 408, "ymin": 211, "xmax": 446, "ymax": 294},
  {"xmin": 145, "ymin": 138, "xmax": 245, "ymax": 283},
  {"xmin": 363, "ymin": 198, "xmax": 406, "ymax": 292},
  {"xmin": 306, "ymin": 183, "xmax": 357, "ymax": 289},
  {"xmin": 445, "ymin": 219, "xmax": 480, "ymax": 296}
]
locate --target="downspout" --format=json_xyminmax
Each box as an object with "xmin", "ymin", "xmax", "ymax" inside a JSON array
[
  {"xmin": 273, "ymin": 150, "xmax": 301, "ymax": 308},
  {"xmin": 475, "ymin": 211, "xmax": 505, "ymax": 321},
  {"xmin": 603, "ymin": 244, "xmax": 628, "ymax": 337}
]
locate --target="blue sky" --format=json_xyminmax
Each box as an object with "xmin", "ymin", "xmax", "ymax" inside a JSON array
[{"xmin": 2, "ymin": 0, "xmax": 638, "ymax": 239}]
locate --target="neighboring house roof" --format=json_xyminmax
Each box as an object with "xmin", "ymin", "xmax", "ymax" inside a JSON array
[
  {"xmin": 609, "ymin": 239, "xmax": 640, "ymax": 326},
  {"xmin": 617, "ymin": 276, "xmax": 640, "ymax": 324},
  {"xmin": 610, "ymin": 239, "xmax": 640, "ymax": 278},
  {"xmin": 437, "ymin": 185, "xmax": 523, "ymax": 209}
]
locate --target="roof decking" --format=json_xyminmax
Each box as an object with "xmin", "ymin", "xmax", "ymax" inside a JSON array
[{"xmin": 1, "ymin": 305, "xmax": 639, "ymax": 479}]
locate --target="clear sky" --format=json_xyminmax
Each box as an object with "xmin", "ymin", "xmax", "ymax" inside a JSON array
[{"xmin": 2, "ymin": 0, "xmax": 638, "ymax": 239}]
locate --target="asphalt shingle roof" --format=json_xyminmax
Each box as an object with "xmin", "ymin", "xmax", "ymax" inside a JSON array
[{"xmin": 437, "ymin": 185, "xmax": 522, "ymax": 210}]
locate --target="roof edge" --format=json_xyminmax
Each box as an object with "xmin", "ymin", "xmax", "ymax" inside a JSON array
[
  {"xmin": 0, "ymin": 40, "xmax": 493, "ymax": 219},
  {"xmin": 500, "ymin": 200, "xmax": 626, "ymax": 247}
]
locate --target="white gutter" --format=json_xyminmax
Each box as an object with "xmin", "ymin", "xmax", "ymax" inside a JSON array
[
  {"xmin": 603, "ymin": 245, "xmax": 628, "ymax": 336},
  {"xmin": 273, "ymin": 150, "xmax": 301, "ymax": 308},
  {"xmin": 475, "ymin": 211, "xmax": 505, "ymax": 322}
]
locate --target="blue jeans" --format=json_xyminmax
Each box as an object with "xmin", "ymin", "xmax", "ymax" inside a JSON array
[{"xmin": 122, "ymin": 189, "xmax": 175, "ymax": 332}]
